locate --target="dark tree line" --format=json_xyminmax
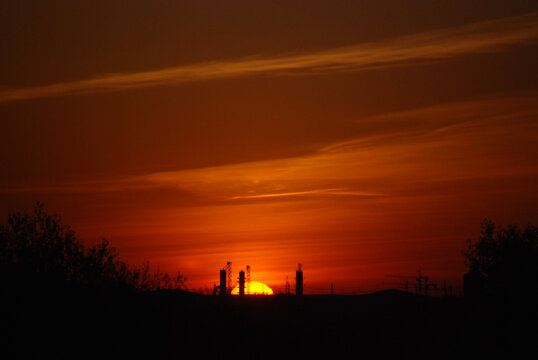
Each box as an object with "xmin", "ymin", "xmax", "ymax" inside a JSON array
[
  {"xmin": 463, "ymin": 219, "xmax": 537, "ymax": 303},
  {"xmin": 0, "ymin": 202, "xmax": 186, "ymax": 292},
  {"xmin": 462, "ymin": 220, "xmax": 537, "ymax": 357}
]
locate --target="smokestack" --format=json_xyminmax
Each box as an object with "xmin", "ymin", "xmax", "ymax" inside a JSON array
[
  {"xmin": 246, "ymin": 265, "xmax": 251, "ymax": 295},
  {"xmin": 239, "ymin": 270, "xmax": 245, "ymax": 296},
  {"xmin": 296, "ymin": 264, "xmax": 303, "ymax": 296},
  {"xmin": 220, "ymin": 269, "xmax": 227, "ymax": 296}
]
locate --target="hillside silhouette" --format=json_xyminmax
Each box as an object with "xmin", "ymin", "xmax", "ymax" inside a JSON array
[{"xmin": 1, "ymin": 203, "xmax": 536, "ymax": 358}]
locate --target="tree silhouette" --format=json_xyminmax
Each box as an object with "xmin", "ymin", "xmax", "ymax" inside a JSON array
[
  {"xmin": 463, "ymin": 219, "xmax": 537, "ymax": 304},
  {"xmin": 0, "ymin": 202, "xmax": 186, "ymax": 292}
]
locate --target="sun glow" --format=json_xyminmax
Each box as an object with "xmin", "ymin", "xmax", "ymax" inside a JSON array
[{"xmin": 231, "ymin": 281, "xmax": 274, "ymax": 295}]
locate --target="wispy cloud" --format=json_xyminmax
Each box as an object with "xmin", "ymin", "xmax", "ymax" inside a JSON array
[
  {"xmin": 231, "ymin": 189, "xmax": 385, "ymax": 200},
  {"xmin": 1, "ymin": 12, "xmax": 538, "ymax": 103},
  {"xmin": 93, "ymin": 94, "xmax": 538, "ymax": 202},
  {"xmin": 2, "ymin": 94, "xmax": 537, "ymax": 199}
]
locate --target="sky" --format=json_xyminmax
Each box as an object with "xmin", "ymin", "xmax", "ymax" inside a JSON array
[{"xmin": 1, "ymin": 0, "xmax": 538, "ymax": 294}]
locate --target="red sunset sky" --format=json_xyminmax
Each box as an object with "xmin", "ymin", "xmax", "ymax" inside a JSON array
[{"xmin": 1, "ymin": 0, "xmax": 538, "ymax": 294}]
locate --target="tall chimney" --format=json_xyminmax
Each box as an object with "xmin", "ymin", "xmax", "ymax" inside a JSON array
[
  {"xmin": 296, "ymin": 264, "xmax": 303, "ymax": 296},
  {"xmin": 239, "ymin": 270, "xmax": 245, "ymax": 296},
  {"xmin": 220, "ymin": 269, "xmax": 227, "ymax": 296}
]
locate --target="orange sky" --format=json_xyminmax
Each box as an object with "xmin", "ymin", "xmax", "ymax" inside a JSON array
[{"xmin": 1, "ymin": 1, "xmax": 538, "ymax": 294}]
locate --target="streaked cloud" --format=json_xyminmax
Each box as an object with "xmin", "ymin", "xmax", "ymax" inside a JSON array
[
  {"xmin": 127, "ymin": 95, "xmax": 538, "ymax": 200},
  {"xmin": 4, "ymin": 94, "xmax": 536, "ymax": 205},
  {"xmin": 231, "ymin": 189, "xmax": 385, "ymax": 200},
  {"xmin": 1, "ymin": 12, "xmax": 538, "ymax": 103}
]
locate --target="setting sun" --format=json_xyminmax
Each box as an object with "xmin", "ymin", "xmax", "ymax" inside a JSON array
[{"xmin": 231, "ymin": 281, "xmax": 274, "ymax": 295}]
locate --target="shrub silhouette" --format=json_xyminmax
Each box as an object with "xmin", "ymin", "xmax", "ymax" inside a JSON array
[{"xmin": 0, "ymin": 202, "xmax": 186, "ymax": 291}]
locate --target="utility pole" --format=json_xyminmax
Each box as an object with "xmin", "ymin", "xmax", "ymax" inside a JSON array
[{"xmin": 417, "ymin": 270, "xmax": 423, "ymax": 295}]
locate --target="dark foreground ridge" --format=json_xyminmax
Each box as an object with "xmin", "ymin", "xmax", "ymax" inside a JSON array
[{"xmin": 4, "ymin": 287, "xmax": 535, "ymax": 359}]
